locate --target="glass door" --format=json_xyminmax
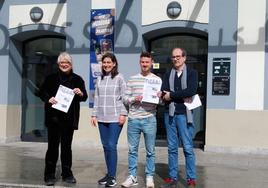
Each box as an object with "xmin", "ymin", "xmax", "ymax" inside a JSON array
[
  {"xmin": 150, "ymin": 34, "xmax": 208, "ymax": 148},
  {"xmin": 21, "ymin": 37, "xmax": 65, "ymax": 141}
]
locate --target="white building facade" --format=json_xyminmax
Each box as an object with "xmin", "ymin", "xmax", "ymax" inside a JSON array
[{"xmin": 0, "ymin": 0, "xmax": 268, "ymax": 154}]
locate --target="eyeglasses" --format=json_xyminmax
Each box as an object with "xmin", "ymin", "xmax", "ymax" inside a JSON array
[{"xmin": 171, "ymin": 55, "xmax": 183, "ymax": 59}]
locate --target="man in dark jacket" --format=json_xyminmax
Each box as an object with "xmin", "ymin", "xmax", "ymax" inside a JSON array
[
  {"xmin": 39, "ymin": 52, "xmax": 88, "ymax": 186},
  {"xmin": 160, "ymin": 48, "xmax": 198, "ymax": 188}
]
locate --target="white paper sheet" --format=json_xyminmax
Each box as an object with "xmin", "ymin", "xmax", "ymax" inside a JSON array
[
  {"xmin": 184, "ymin": 94, "xmax": 202, "ymax": 110},
  {"xmin": 142, "ymin": 77, "xmax": 162, "ymax": 104},
  {"xmin": 52, "ymin": 85, "xmax": 75, "ymax": 113}
]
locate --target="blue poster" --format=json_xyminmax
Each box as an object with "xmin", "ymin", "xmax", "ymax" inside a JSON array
[{"xmin": 89, "ymin": 9, "xmax": 115, "ymax": 107}]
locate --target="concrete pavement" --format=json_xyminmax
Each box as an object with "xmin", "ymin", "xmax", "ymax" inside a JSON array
[{"xmin": 0, "ymin": 142, "xmax": 268, "ymax": 188}]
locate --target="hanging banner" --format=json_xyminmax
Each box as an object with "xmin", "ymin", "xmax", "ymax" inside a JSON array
[{"xmin": 89, "ymin": 9, "xmax": 115, "ymax": 107}]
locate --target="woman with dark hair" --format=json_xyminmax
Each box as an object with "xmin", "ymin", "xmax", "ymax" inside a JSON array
[
  {"xmin": 91, "ymin": 52, "xmax": 127, "ymax": 187},
  {"xmin": 101, "ymin": 52, "xmax": 119, "ymax": 79}
]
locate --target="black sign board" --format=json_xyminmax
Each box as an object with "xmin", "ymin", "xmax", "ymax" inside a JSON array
[
  {"xmin": 212, "ymin": 76, "xmax": 230, "ymax": 95},
  {"xmin": 212, "ymin": 58, "xmax": 231, "ymax": 95},
  {"xmin": 212, "ymin": 58, "xmax": 230, "ymax": 76}
]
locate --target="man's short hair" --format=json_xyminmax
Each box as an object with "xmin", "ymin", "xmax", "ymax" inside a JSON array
[
  {"xmin": 172, "ymin": 48, "xmax": 187, "ymax": 57},
  {"xmin": 140, "ymin": 51, "xmax": 153, "ymax": 59}
]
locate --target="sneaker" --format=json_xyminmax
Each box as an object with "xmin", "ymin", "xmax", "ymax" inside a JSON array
[
  {"xmin": 105, "ymin": 176, "xmax": 117, "ymax": 187},
  {"xmin": 62, "ymin": 175, "xmax": 77, "ymax": 184},
  {"xmin": 160, "ymin": 178, "xmax": 178, "ymax": 188},
  {"xmin": 98, "ymin": 174, "xmax": 109, "ymax": 185},
  {"xmin": 121, "ymin": 175, "xmax": 138, "ymax": 187},
  {"xmin": 146, "ymin": 176, "xmax": 154, "ymax": 188},
  {"xmin": 44, "ymin": 176, "xmax": 56, "ymax": 186},
  {"xmin": 187, "ymin": 179, "xmax": 196, "ymax": 187}
]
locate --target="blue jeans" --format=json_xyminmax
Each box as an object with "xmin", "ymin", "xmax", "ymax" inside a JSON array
[
  {"xmin": 98, "ymin": 122, "xmax": 122, "ymax": 177},
  {"xmin": 164, "ymin": 113, "xmax": 196, "ymax": 180},
  {"xmin": 127, "ymin": 116, "xmax": 157, "ymax": 177}
]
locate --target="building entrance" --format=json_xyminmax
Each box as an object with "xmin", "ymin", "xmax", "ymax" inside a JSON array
[
  {"xmin": 21, "ymin": 37, "xmax": 65, "ymax": 141},
  {"xmin": 149, "ymin": 34, "xmax": 208, "ymax": 148}
]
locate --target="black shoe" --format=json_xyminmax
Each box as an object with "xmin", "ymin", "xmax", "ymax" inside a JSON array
[
  {"xmin": 44, "ymin": 176, "xmax": 56, "ymax": 186},
  {"xmin": 62, "ymin": 176, "xmax": 77, "ymax": 184},
  {"xmin": 105, "ymin": 176, "xmax": 117, "ymax": 187},
  {"xmin": 98, "ymin": 174, "xmax": 109, "ymax": 185}
]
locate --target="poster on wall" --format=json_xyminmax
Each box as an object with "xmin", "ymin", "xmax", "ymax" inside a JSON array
[
  {"xmin": 89, "ymin": 9, "xmax": 115, "ymax": 107},
  {"xmin": 212, "ymin": 57, "xmax": 231, "ymax": 95}
]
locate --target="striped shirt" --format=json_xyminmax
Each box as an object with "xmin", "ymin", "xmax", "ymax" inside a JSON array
[
  {"xmin": 92, "ymin": 73, "xmax": 128, "ymax": 122},
  {"xmin": 123, "ymin": 73, "xmax": 161, "ymax": 119}
]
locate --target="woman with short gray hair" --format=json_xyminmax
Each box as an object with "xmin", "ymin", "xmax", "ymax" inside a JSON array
[{"xmin": 39, "ymin": 52, "xmax": 88, "ymax": 186}]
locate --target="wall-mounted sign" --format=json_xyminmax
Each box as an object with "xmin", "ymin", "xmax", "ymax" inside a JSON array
[
  {"xmin": 212, "ymin": 76, "xmax": 230, "ymax": 95},
  {"xmin": 212, "ymin": 58, "xmax": 230, "ymax": 77},
  {"xmin": 212, "ymin": 58, "xmax": 231, "ymax": 95},
  {"xmin": 153, "ymin": 63, "xmax": 160, "ymax": 69}
]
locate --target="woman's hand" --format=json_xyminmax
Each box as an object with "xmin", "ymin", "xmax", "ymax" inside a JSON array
[
  {"xmin": 119, "ymin": 115, "xmax": 126, "ymax": 126},
  {"xmin": 48, "ymin": 97, "xmax": 57, "ymax": 104},
  {"xmin": 73, "ymin": 88, "xmax": 83, "ymax": 97},
  {"xmin": 183, "ymin": 97, "xmax": 193, "ymax": 103},
  {"xmin": 91, "ymin": 116, "xmax": 98, "ymax": 127}
]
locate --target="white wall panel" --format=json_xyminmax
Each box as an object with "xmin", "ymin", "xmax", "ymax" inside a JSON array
[
  {"xmin": 236, "ymin": 0, "xmax": 266, "ymax": 110},
  {"xmin": 9, "ymin": 3, "xmax": 67, "ymax": 29},
  {"xmin": 92, "ymin": 0, "xmax": 115, "ymax": 9},
  {"xmin": 142, "ymin": 0, "xmax": 208, "ymax": 25}
]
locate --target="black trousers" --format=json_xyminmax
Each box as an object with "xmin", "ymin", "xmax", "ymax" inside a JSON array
[{"xmin": 44, "ymin": 123, "xmax": 74, "ymax": 179}]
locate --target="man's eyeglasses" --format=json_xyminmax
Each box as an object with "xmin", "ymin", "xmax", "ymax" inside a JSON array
[{"xmin": 171, "ymin": 55, "xmax": 183, "ymax": 59}]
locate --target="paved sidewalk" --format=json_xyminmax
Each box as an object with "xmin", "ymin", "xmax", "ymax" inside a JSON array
[{"xmin": 0, "ymin": 142, "xmax": 268, "ymax": 188}]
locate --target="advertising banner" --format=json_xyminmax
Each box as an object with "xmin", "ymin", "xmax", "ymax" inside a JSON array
[{"xmin": 89, "ymin": 9, "xmax": 115, "ymax": 107}]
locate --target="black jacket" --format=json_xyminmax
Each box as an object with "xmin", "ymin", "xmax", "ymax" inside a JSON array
[
  {"xmin": 39, "ymin": 70, "xmax": 88, "ymax": 129},
  {"xmin": 161, "ymin": 67, "xmax": 198, "ymax": 114}
]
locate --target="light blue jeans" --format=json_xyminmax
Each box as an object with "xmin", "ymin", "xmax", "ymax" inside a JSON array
[
  {"xmin": 127, "ymin": 116, "xmax": 157, "ymax": 177},
  {"xmin": 164, "ymin": 113, "xmax": 196, "ymax": 180},
  {"xmin": 98, "ymin": 122, "xmax": 122, "ymax": 177}
]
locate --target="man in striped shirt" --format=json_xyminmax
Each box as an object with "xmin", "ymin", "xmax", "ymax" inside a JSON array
[{"xmin": 121, "ymin": 52, "xmax": 161, "ymax": 188}]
